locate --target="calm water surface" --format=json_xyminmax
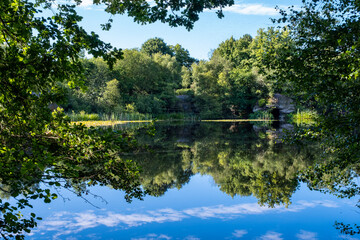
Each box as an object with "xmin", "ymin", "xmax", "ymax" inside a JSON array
[{"xmin": 26, "ymin": 122, "xmax": 359, "ymax": 240}]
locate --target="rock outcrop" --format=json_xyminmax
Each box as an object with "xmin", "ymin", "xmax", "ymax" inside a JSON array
[
  {"xmin": 176, "ymin": 95, "xmax": 193, "ymax": 112},
  {"xmin": 253, "ymin": 93, "xmax": 295, "ymax": 121}
]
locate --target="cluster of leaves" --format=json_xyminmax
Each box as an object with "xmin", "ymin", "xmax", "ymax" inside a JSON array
[
  {"xmin": 334, "ymin": 221, "xmax": 360, "ymax": 236},
  {"xmin": 70, "ymin": 0, "xmax": 235, "ymax": 30}
]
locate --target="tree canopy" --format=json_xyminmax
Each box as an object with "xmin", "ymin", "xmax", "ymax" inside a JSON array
[
  {"xmin": 264, "ymin": 0, "xmax": 360, "ymax": 193},
  {"xmin": 0, "ymin": 0, "xmax": 234, "ymax": 238},
  {"xmin": 260, "ymin": 0, "xmax": 360, "ymax": 234},
  {"xmin": 141, "ymin": 38, "xmax": 174, "ymax": 56}
]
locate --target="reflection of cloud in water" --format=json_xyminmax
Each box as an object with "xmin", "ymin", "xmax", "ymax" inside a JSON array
[
  {"xmin": 131, "ymin": 233, "xmax": 172, "ymax": 240},
  {"xmin": 33, "ymin": 200, "xmax": 339, "ymax": 238},
  {"xmin": 339, "ymin": 235, "xmax": 360, "ymax": 240},
  {"xmin": 184, "ymin": 203, "xmax": 270, "ymax": 218},
  {"xmin": 184, "ymin": 236, "xmax": 200, "ymax": 240},
  {"xmin": 232, "ymin": 229, "xmax": 248, "ymax": 238},
  {"xmin": 259, "ymin": 231, "xmax": 283, "ymax": 240},
  {"xmin": 296, "ymin": 230, "xmax": 318, "ymax": 240},
  {"xmin": 285, "ymin": 200, "xmax": 338, "ymax": 212}
]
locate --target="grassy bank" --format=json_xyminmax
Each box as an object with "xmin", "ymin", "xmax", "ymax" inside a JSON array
[
  {"xmin": 67, "ymin": 111, "xmax": 202, "ymax": 122},
  {"xmin": 67, "ymin": 111, "xmax": 153, "ymax": 122}
]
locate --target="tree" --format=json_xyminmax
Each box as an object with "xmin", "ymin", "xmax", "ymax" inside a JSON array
[
  {"xmin": 171, "ymin": 44, "xmax": 197, "ymax": 68},
  {"xmin": 113, "ymin": 49, "xmax": 181, "ymax": 114},
  {"xmin": 0, "ymin": 0, "xmax": 235, "ymax": 238},
  {"xmin": 227, "ymin": 68, "xmax": 267, "ymax": 117},
  {"xmin": 99, "ymin": 79, "xmax": 122, "ymax": 113},
  {"xmin": 64, "ymin": 58, "xmax": 115, "ymax": 113},
  {"xmin": 214, "ymin": 34, "xmax": 253, "ymax": 67},
  {"xmin": 266, "ymin": 0, "xmax": 360, "ymax": 235},
  {"xmin": 141, "ymin": 39, "xmax": 197, "ymax": 68},
  {"xmin": 190, "ymin": 55, "xmax": 233, "ymax": 118},
  {"xmin": 268, "ymin": 0, "xmax": 360, "ymax": 186},
  {"xmin": 141, "ymin": 37, "xmax": 173, "ymax": 56},
  {"xmin": 270, "ymin": 1, "xmax": 360, "ymax": 112}
]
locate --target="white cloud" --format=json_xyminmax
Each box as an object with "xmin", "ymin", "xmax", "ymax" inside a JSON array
[
  {"xmin": 78, "ymin": 0, "xmax": 93, "ymax": 8},
  {"xmin": 223, "ymin": 4, "xmax": 279, "ymax": 16},
  {"xmin": 282, "ymin": 200, "xmax": 339, "ymax": 213},
  {"xmin": 233, "ymin": 229, "xmax": 248, "ymax": 238},
  {"xmin": 259, "ymin": 231, "xmax": 283, "ymax": 240},
  {"xmin": 296, "ymin": 230, "xmax": 318, "ymax": 240},
  {"xmin": 53, "ymin": 0, "xmax": 102, "ymax": 10}
]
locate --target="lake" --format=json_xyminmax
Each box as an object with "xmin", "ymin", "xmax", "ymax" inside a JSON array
[{"xmin": 21, "ymin": 122, "xmax": 359, "ymax": 239}]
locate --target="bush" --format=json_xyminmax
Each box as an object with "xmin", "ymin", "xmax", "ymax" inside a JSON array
[
  {"xmin": 258, "ymin": 98, "xmax": 266, "ymax": 107},
  {"xmin": 175, "ymin": 88, "xmax": 194, "ymax": 96}
]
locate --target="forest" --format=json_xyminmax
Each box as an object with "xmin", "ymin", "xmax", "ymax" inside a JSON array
[{"xmin": 64, "ymin": 32, "xmax": 283, "ymax": 120}]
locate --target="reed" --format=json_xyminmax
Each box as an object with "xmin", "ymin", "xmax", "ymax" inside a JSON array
[
  {"xmin": 68, "ymin": 111, "xmax": 153, "ymax": 122},
  {"xmin": 67, "ymin": 111, "xmax": 100, "ymax": 121},
  {"xmin": 249, "ymin": 111, "xmax": 274, "ymax": 120},
  {"xmin": 292, "ymin": 109, "xmax": 317, "ymax": 125}
]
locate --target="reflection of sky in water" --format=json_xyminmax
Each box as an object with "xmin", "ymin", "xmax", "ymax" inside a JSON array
[{"xmin": 26, "ymin": 175, "xmax": 359, "ymax": 240}]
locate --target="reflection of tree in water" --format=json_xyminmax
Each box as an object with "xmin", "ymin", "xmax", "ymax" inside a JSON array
[
  {"xmin": 131, "ymin": 123, "xmax": 198, "ymax": 196},
  {"xmin": 136, "ymin": 122, "xmax": 359, "ymax": 235},
  {"xmin": 0, "ymin": 123, "xmax": 144, "ymax": 239},
  {"xmin": 135, "ymin": 122, "xmax": 318, "ymax": 208},
  {"xmin": 188, "ymin": 138, "xmax": 316, "ymax": 207},
  {"xmin": 294, "ymin": 124, "xmax": 360, "ymax": 235},
  {"xmin": 134, "ymin": 151, "xmax": 193, "ymax": 196}
]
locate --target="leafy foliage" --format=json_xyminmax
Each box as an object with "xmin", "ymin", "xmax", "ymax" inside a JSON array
[
  {"xmin": 214, "ymin": 34, "xmax": 253, "ymax": 67},
  {"xmin": 264, "ymin": 0, "xmax": 360, "ymax": 234},
  {"xmin": 0, "ymin": 0, "xmax": 234, "ymax": 237},
  {"xmin": 70, "ymin": 0, "xmax": 235, "ymax": 30},
  {"xmin": 141, "ymin": 37, "xmax": 174, "ymax": 56},
  {"xmin": 265, "ymin": 0, "xmax": 360, "ymax": 198}
]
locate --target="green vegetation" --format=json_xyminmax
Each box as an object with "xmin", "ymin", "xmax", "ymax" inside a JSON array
[
  {"xmin": 290, "ymin": 110, "xmax": 317, "ymax": 126},
  {"xmin": 0, "ymin": 0, "xmax": 234, "ymax": 238},
  {"xmin": 265, "ymin": 0, "xmax": 360, "ymax": 199},
  {"xmin": 67, "ymin": 111, "xmax": 101, "ymax": 121},
  {"xmin": 249, "ymin": 110, "xmax": 274, "ymax": 120},
  {"xmin": 1, "ymin": 0, "xmax": 360, "ymax": 237},
  {"xmin": 64, "ymin": 34, "xmax": 275, "ymax": 120},
  {"xmin": 68, "ymin": 111, "xmax": 153, "ymax": 122}
]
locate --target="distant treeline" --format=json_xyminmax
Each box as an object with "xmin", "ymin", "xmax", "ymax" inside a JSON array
[{"xmin": 63, "ymin": 29, "xmax": 290, "ymax": 119}]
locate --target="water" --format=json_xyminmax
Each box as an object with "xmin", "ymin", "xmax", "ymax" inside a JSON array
[{"xmin": 14, "ymin": 122, "xmax": 360, "ymax": 239}]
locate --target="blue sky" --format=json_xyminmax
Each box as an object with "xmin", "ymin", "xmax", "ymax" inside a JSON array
[{"xmin": 73, "ymin": 0, "xmax": 302, "ymax": 60}]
